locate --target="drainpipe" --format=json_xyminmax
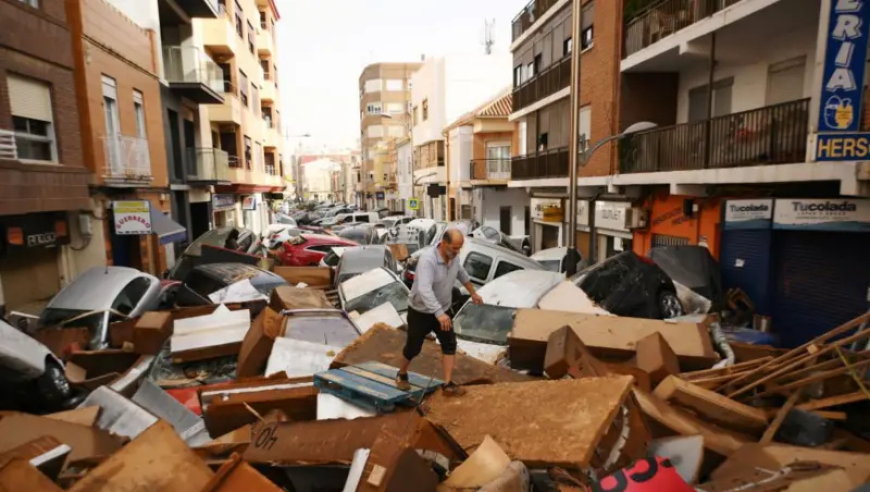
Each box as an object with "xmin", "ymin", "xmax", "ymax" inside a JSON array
[{"xmin": 704, "ymin": 32, "xmax": 716, "ymax": 168}]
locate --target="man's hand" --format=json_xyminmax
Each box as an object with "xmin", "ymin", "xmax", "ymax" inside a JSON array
[
  {"xmin": 437, "ymin": 313, "xmax": 452, "ymax": 331},
  {"xmin": 470, "ymin": 293, "xmax": 484, "ymax": 305}
]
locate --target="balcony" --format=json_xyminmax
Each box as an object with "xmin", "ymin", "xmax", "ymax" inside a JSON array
[
  {"xmin": 261, "ymin": 80, "xmax": 276, "ymax": 102},
  {"xmin": 264, "ymin": 127, "xmax": 280, "ymax": 148},
  {"xmin": 102, "ymin": 134, "xmax": 152, "ymax": 185},
  {"xmin": 512, "ymin": 56, "xmax": 571, "ymax": 113},
  {"xmin": 202, "ymin": 16, "xmax": 237, "ymax": 56},
  {"xmin": 511, "ymin": 0, "xmax": 561, "ymax": 42},
  {"xmin": 163, "ymin": 46, "xmax": 224, "ymax": 104},
  {"xmin": 209, "ymin": 86, "xmax": 242, "ymax": 125},
  {"xmin": 511, "ymin": 147, "xmax": 569, "ymax": 180},
  {"xmin": 256, "ymin": 30, "xmax": 274, "ymax": 56},
  {"xmin": 470, "ymin": 159, "xmax": 512, "ymax": 184},
  {"xmin": 171, "ymin": 0, "xmax": 219, "ymax": 18},
  {"xmin": 187, "ymin": 147, "xmax": 231, "ymax": 184},
  {"xmin": 619, "ymin": 98, "xmax": 810, "ymax": 174},
  {"xmin": 0, "ymin": 129, "xmax": 17, "ymax": 160},
  {"xmin": 624, "ymin": 0, "xmax": 742, "ymax": 58}
]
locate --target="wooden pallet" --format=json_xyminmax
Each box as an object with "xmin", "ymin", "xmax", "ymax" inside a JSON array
[{"xmin": 314, "ymin": 361, "xmax": 442, "ymax": 413}]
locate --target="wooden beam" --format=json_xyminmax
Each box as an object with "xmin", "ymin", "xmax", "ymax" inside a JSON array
[
  {"xmin": 797, "ymin": 391, "xmax": 870, "ymax": 411},
  {"xmin": 760, "ymin": 390, "xmax": 802, "ymax": 445},
  {"xmin": 680, "ymin": 357, "xmax": 773, "ymax": 381},
  {"xmin": 754, "ymin": 358, "xmax": 870, "ymax": 398},
  {"xmin": 654, "ymin": 376, "xmax": 768, "ymax": 432}
]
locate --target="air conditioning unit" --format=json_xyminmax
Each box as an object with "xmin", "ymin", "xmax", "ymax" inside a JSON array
[{"xmin": 625, "ymin": 207, "xmax": 648, "ymax": 229}]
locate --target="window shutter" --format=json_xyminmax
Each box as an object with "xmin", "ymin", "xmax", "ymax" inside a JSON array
[
  {"xmin": 7, "ymin": 74, "xmax": 53, "ymax": 122},
  {"xmin": 133, "ymin": 90, "xmax": 144, "ymax": 105},
  {"xmin": 582, "ymin": 2, "xmax": 594, "ymax": 30},
  {"xmin": 102, "ymin": 76, "xmax": 117, "ymax": 99}
]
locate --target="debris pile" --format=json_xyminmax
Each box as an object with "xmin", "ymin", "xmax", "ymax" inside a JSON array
[{"xmin": 2, "ymin": 269, "xmax": 869, "ymax": 492}]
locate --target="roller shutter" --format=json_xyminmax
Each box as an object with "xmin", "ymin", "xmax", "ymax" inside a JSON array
[{"xmin": 720, "ymin": 229, "xmax": 773, "ymax": 315}]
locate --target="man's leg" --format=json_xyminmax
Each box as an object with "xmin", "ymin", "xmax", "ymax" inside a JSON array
[
  {"xmin": 442, "ymin": 354, "xmax": 455, "ymax": 384},
  {"xmin": 433, "ymin": 316, "xmax": 464, "ymax": 396},
  {"xmin": 397, "ymin": 308, "xmax": 429, "ymax": 390}
]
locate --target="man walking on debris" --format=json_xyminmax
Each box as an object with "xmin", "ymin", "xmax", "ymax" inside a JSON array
[{"xmin": 396, "ymin": 228, "xmax": 483, "ymax": 396}]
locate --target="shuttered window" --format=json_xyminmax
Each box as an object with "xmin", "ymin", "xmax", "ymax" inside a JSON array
[
  {"xmin": 7, "ymin": 74, "xmax": 56, "ymax": 162},
  {"xmin": 8, "ymin": 74, "xmax": 53, "ymax": 123}
]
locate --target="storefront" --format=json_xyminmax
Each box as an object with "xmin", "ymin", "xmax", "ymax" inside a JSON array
[
  {"xmin": 721, "ymin": 198, "xmax": 870, "ymax": 347},
  {"xmin": 593, "ymin": 201, "xmax": 634, "ymax": 263},
  {"xmin": 632, "ymin": 193, "xmax": 723, "ymax": 259},
  {"xmin": 0, "ymin": 213, "xmax": 70, "ymax": 314},
  {"xmin": 212, "ymin": 194, "xmax": 236, "ymax": 228},
  {"xmin": 530, "ymin": 197, "xmax": 564, "ymax": 252}
]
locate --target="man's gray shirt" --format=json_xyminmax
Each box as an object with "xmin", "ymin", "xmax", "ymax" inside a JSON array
[{"xmin": 409, "ymin": 247, "xmax": 470, "ymax": 317}]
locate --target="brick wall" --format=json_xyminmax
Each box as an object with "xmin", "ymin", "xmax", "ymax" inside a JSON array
[
  {"xmin": 80, "ymin": 0, "xmax": 156, "ymax": 75},
  {"xmin": 0, "ymin": 0, "xmax": 73, "ymax": 69}
]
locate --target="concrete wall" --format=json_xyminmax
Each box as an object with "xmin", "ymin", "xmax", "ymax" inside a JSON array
[
  {"xmin": 478, "ymin": 187, "xmax": 529, "ymax": 236},
  {"xmin": 411, "ymin": 57, "xmax": 446, "ymax": 147},
  {"xmin": 448, "ymin": 126, "xmax": 473, "ymax": 184}
]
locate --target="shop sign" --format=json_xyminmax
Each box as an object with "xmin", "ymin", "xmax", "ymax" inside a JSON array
[
  {"xmin": 816, "ymin": 132, "xmax": 870, "ymax": 161},
  {"xmin": 376, "ymin": 191, "xmax": 385, "ymax": 199},
  {"xmin": 818, "ymin": 0, "xmax": 870, "ymax": 134},
  {"xmin": 241, "ymin": 196, "xmax": 257, "ymax": 211},
  {"xmin": 408, "ymin": 198, "xmax": 420, "ymax": 210},
  {"xmin": 212, "ymin": 194, "xmax": 235, "ymax": 210},
  {"xmin": 773, "ymin": 198, "xmax": 870, "ymax": 232},
  {"xmin": 724, "ymin": 199, "xmax": 773, "ymax": 230},
  {"xmin": 2, "ymin": 213, "xmax": 70, "ymax": 249},
  {"xmin": 575, "ymin": 200, "xmax": 590, "ymax": 228},
  {"xmin": 531, "ymin": 198, "xmax": 563, "ymax": 223},
  {"xmin": 113, "ymin": 201, "xmax": 151, "ymax": 235},
  {"xmin": 595, "ymin": 202, "xmax": 631, "ymax": 232}
]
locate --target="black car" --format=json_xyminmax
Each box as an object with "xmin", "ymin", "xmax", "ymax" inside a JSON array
[
  {"xmin": 571, "ymin": 251, "xmax": 682, "ymax": 319},
  {"xmin": 175, "ymin": 263, "xmax": 287, "ymax": 316},
  {"xmin": 167, "ymin": 227, "xmax": 259, "ymax": 281}
]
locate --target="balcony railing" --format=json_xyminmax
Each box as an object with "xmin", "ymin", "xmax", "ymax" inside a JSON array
[
  {"xmin": 624, "ymin": 0, "xmax": 742, "ymax": 58},
  {"xmin": 187, "ymin": 147, "xmax": 230, "ymax": 182},
  {"xmin": 0, "ymin": 129, "xmax": 17, "ymax": 160},
  {"xmin": 512, "ymin": 56, "xmax": 571, "ymax": 113},
  {"xmin": 163, "ymin": 46, "xmax": 224, "ymax": 94},
  {"xmin": 103, "ymin": 134, "xmax": 151, "ymax": 179},
  {"xmin": 470, "ymin": 159, "xmax": 512, "ymax": 181},
  {"xmin": 228, "ymin": 155, "xmax": 242, "ymax": 168},
  {"xmin": 511, "ymin": 0, "xmax": 560, "ymax": 41},
  {"xmin": 619, "ymin": 98, "xmax": 810, "ymax": 174},
  {"xmin": 511, "ymin": 147, "xmax": 569, "ymax": 180}
]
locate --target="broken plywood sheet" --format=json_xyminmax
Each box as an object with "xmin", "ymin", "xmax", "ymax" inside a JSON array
[
  {"xmin": 711, "ymin": 444, "xmax": 870, "ymax": 486},
  {"xmin": 653, "ymin": 375, "xmax": 768, "ymax": 432},
  {"xmin": 0, "ymin": 412, "xmax": 124, "ymax": 464},
  {"xmin": 332, "ymin": 324, "xmax": 532, "ymax": 385},
  {"xmin": 171, "ymin": 307, "xmax": 250, "ymax": 363},
  {"xmin": 510, "ymin": 310, "xmax": 718, "ymax": 367},
  {"xmin": 273, "ymin": 266, "xmax": 332, "ymax": 288},
  {"xmin": 68, "ymin": 421, "xmax": 213, "ymax": 492},
  {"xmin": 425, "ymin": 376, "xmax": 634, "ymax": 468},
  {"xmin": 200, "ymin": 454, "xmax": 285, "ymax": 492},
  {"xmin": 0, "ymin": 458, "xmax": 64, "ymax": 492}
]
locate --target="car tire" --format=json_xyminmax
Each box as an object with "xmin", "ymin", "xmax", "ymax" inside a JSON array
[
  {"xmin": 37, "ymin": 361, "xmax": 72, "ymax": 408},
  {"xmin": 658, "ymin": 291, "xmax": 683, "ymax": 319}
]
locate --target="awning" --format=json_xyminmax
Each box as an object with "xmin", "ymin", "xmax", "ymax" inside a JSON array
[{"xmin": 150, "ymin": 209, "xmax": 187, "ymax": 245}]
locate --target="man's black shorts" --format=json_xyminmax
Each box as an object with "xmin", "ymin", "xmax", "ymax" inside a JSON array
[{"xmin": 402, "ymin": 307, "xmax": 457, "ymax": 359}]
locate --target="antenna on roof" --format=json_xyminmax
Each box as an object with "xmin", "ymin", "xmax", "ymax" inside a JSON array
[{"xmin": 482, "ymin": 19, "xmax": 495, "ymax": 55}]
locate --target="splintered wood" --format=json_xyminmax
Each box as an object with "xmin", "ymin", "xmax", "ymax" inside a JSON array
[{"xmin": 425, "ymin": 376, "xmax": 635, "ymax": 468}]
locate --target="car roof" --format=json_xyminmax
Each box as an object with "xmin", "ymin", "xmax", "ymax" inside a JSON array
[
  {"xmin": 47, "ymin": 267, "xmax": 157, "ymax": 311},
  {"xmin": 532, "ymin": 247, "xmax": 568, "ymax": 261},
  {"xmin": 411, "ymin": 238, "xmax": 540, "ymax": 266},
  {"xmin": 301, "ymin": 233, "xmax": 355, "ymax": 244},
  {"xmin": 339, "ymin": 267, "xmax": 397, "ymax": 300},
  {"xmin": 194, "ymin": 263, "xmax": 284, "ymax": 284},
  {"xmin": 339, "ymin": 246, "xmax": 388, "ymax": 273},
  {"xmin": 476, "ymin": 270, "xmax": 564, "ymax": 308}
]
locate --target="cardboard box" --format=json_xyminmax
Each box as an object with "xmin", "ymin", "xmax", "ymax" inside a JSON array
[
  {"xmin": 543, "ymin": 325, "xmax": 585, "ymax": 378},
  {"xmin": 236, "ymin": 307, "xmax": 285, "ymax": 378},
  {"xmin": 32, "ymin": 328, "xmax": 90, "ymax": 358},
  {"xmin": 634, "ymin": 332, "xmax": 680, "ymax": 387},
  {"xmin": 268, "ymin": 286, "xmax": 332, "ymax": 312},
  {"xmin": 201, "ymin": 377, "xmax": 317, "ymax": 437},
  {"xmin": 108, "ymin": 317, "xmax": 138, "ymax": 348},
  {"xmin": 133, "ymin": 311, "xmax": 173, "ymax": 355},
  {"xmin": 171, "ymin": 308, "xmax": 250, "ymax": 363},
  {"xmin": 273, "ymin": 266, "xmax": 332, "ymax": 288}
]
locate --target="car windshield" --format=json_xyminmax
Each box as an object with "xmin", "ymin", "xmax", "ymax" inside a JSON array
[
  {"xmin": 453, "ymin": 304, "xmax": 518, "ymax": 345},
  {"xmin": 284, "ymin": 316, "xmax": 359, "ymax": 347},
  {"xmin": 345, "ymin": 281, "xmax": 409, "ymax": 316},
  {"xmin": 339, "ymin": 229, "xmax": 371, "ymax": 244},
  {"xmin": 322, "ymin": 250, "xmax": 342, "ymax": 267},
  {"xmin": 38, "ymin": 307, "xmax": 119, "ymax": 349},
  {"xmin": 538, "ymin": 259, "xmax": 561, "ymax": 272}
]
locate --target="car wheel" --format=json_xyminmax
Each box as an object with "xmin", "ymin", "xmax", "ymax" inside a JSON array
[
  {"xmin": 658, "ymin": 291, "xmax": 683, "ymax": 319},
  {"xmin": 37, "ymin": 362, "xmax": 71, "ymax": 407}
]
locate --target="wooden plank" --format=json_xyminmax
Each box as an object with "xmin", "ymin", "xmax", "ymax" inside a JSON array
[
  {"xmin": 759, "ymin": 390, "xmax": 802, "ymax": 445},
  {"xmin": 45, "ymin": 406, "xmax": 101, "ymax": 427},
  {"xmin": 796, "ymin": 391, "xmax": 869, "ymax": 411},
  {"xmin": 654, "ymin": 376, "xmax": 768, "ymax": 432},
  {"xmin": 632, "ymin": 389, "xmax": 751, "ymax": 457},
  {"xmin": 680, "ymin": 357, "xmax": 773, "ymax": 381},
  {"xmin": 754, "ymin": 358, "xmax": 870, "ymax": 398},
  {"xmin": 273, "ymin": 266, "xmax": 331, "ymax": 288}
]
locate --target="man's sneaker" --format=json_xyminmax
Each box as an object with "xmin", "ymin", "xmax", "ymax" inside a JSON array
[
  {"xmin": 395, "ymin": 372, "xmax": 411, "ymax": 391},
  {"xmin": 442, "ymin": 381, "xmax": 466, "ymax": 397}
]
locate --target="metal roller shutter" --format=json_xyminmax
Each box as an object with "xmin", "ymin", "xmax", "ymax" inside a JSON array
[
  {"xmin": 720, "ymin": 229, "xmax": 773, "ymax": 315},
  {"xmin": 7, "ymin": 74, "xmax": 53, "ymax": 122},
  {"xmin": 771, "ymin": 231, "xmax": 870, "ymax": 348}
]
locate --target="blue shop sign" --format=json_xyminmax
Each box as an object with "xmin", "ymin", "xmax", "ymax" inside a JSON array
[
  {"xmin": 212, "ymin": 194, "xmax": 235, "ymax": 210},
  {"xmin": 817, "ymin": 132, "xmax": 870, "ymax": 160},
  {"xmin": 818, "ymin": 0, "xmax": 870, "ymax": 133}
]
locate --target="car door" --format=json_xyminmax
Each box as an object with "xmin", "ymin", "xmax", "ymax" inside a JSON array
[
  {"xmin": 302, "ymin": 244, "xmax": 336, "ymax": 265},
  {"xmin": 384, "ymin": 248, "xmax": 398, "ymax": 274}
]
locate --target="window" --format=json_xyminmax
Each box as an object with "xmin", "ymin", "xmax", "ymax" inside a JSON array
[
  {"xmin": 7, "ymin": 74, "xmax": 56, "ymax": 162},
  {"xmin": 113, "ymin": 277, "xmax": 153, "ymax": 315},
  {"xmin": 564, "ymin": 37, "xmax": 573, "ymax": 57},
  {"xmin": 463, "ymin": 253, "xmax": 493, "ymax": 283},
  {"xmin": 255, "ymin": 142, "xmax": 263, "ymax": 172},
  {"xmin": 247, "ymin": 21, "xmax": 255, "ymax": 54},
  {"xmin": 494, "ymin": 261, "xmax": 523, "ymax": 280},
  {"xmin": 366, "ymin": 102, "xmax": 383, "ymax": 115},
  {"xmin": 133, "ymin": 90, "xmax": 146, "ymax": 139},
  {"xmin": 219, "ymin": 63, "xmax": 233, "ymax": 93},
  {"xmin": 356, "ymin": 215, "xmax": 371, "ymax": 223},
  {"xmin": 386, "ymin": 102, "xmax": 404, "ymax": 114},
  {"xmin": 413, "ymin": 106, "xmax": 419, "ymax": 125},
  {"xmin": 17, "ymin": 0, "xmax": 39, "ymax": 7},
  {"xmin": 307, "ymin": 244, "xmax": 338, "ymax": 253},
  {"xmin": 579, "ymin": 105, "xmax": 591, "ymax": 149},
  {"xmin": 239, "ymin": 70, "xmax": 248, "ymax": 106},
  {"xmin": 482, "ymin": 226, "xmax": 500, "ymax": 241},
  {"xmin": 234, "ymin": 1, "xmax": 243, "ymax": 38},
  {"xmin": 533, "ymin": 54, "xmax": 542, "ymax": 74},
  {"xmin": 385, "ymin": 79, "xmax": 403, "ymax": 91},
  {"xmin": 513, "ymin": 65, "xmax": 523, "ymax": 87},
  {"xmin": 364, "ymin": 79, "xmax": 382, "ymax": 93},
  {"xmin": 259, "ymin": 10, "xmax": 267, "ymax": 29},
  {"xmin": 251, "ymin": 83, "xmax": 259, "ymax": 110},
  {"xmin": 581, "ymin": 2, "xmax": 594, "ymax": 50},
  {"xmin": 261, "ymin": 59, "xmax": 270, "ymax": 79},
  {"xmin": 422, "ymin": 99, "xmax": 429, "ymax": 121},
  {"xmin": 244, "ymin": 135, "xmax": 252, "ymax": 169},
  {"xmin": 263, "ymin": 106, "xmax": 273, "ymax": 128},
  {"xmin": 367, "ymin": 125, "xmax": 384, "ymax": 138}
]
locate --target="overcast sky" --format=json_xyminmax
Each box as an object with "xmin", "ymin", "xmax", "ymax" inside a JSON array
[{"xmin": 276, "ymin": 0, "xmax": 527, "ymax": 154}]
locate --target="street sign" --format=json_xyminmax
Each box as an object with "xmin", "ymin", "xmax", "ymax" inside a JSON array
[{"xmin": 408, "ymin": 198, "xmax": 420, "ymax": 210}]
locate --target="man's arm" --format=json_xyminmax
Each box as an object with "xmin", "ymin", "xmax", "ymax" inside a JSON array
[
  {"xmin": 415, "ymin": 257, "xmax": 447, "ymax": 316},
  {"xmin": 457, "ymin": 265, "xmax": 484, "ymax": 305}
]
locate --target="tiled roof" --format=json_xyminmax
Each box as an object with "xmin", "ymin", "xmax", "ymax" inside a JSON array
[{"xmin": 475, "ymin": 90, "xmax": 512, "ymax": 118}]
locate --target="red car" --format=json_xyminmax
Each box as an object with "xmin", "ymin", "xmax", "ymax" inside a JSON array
[{"xmin": 272, "ymin": 233, "xmax": 359, "ymax": 266}]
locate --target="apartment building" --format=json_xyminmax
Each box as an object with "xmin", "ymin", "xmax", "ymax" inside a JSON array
[
  {"xmin": 195, "ymin": 0, "xmax": 285, "ymax": 234},
  {"xmin": 358, "ymin": 62, "xmax": 421, "ymax": 210},
  {"xmin": 444, "ymin": 89, "xmax": 530, "ymax": 234},
  {"xmin": 410, "ymin": 54, "xmax": 512, "ymax": 221},
  {"xmin": 396, "ymin": 137, "xmax": 413, "ymax": 214},
  {"xmin": 0, "ymin": 0, "xmax": 92, "ymax": 315}
]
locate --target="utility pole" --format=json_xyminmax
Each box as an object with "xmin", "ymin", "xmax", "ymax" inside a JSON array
[{"xmin": 566, "ymin": 0, "xmax": 583, "ymax": 255}]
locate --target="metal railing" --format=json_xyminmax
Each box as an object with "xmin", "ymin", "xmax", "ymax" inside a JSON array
[
  {"xmin": 511, "ymin": 0, "xmax": 560, "ymax": 41},
  {"xmin": 511, "ymin": 147, "xmax": 569, "ymax": 180},
  {"xmin": 103, "ymin": 134, "xmax": 151, "ymax": 179},
  {"xmin": 624, "ymin": 0, "xmax": 743, "ymax": 58},
  {"xmin": 163, "ymin": 46, "xmax": 224, "ymax": 94},
  {"xmin": 0, "ymin": 129, "xmax": 17, "ymax": 160},
  {"xmin": 619, "ymin": 98, "xmax": 810, "ymax": 174},
  {"xmin": 187, "ymin": 147, "xmax": 230, "ymax": 182},
  {"xmin": 228, "ymin": 155, "xmax": 242, "ymax": 168},
  {"xmin": 470, "ymin": 159, "xmax": 512, "ymax": 180},
  {"xmin": 513, "ymin": 56, "xmax": 571, "ymax": 112}
]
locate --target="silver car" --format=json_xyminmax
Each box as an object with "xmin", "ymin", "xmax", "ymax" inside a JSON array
[
  {"xmin": 38, "ymin": 267, "xmax": 165, "ymax": 349},
  {"xmin": 0, "ymin": 318, "xmax": 72, "ymax": 408}
]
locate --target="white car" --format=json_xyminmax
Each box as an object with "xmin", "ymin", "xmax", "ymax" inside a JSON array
[
  {"xmin": 338, "ymin": 268, "xmax": 409, "ymax": 320},
  {"xmin": 263, "ymin": 223, "xmax": 300, "ymax": 249},
  {"xmin": 0, "ymin": 318, "xmax": 72, "ymax": 408}
]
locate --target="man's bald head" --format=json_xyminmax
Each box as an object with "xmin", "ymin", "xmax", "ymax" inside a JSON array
[
  {"xmin": 439, "ymin": 228, "xmax": 464, "ymax": 261},
  {"xmin": 442, "ymin": 228, "xmax": 465, "ymax": 246}
]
